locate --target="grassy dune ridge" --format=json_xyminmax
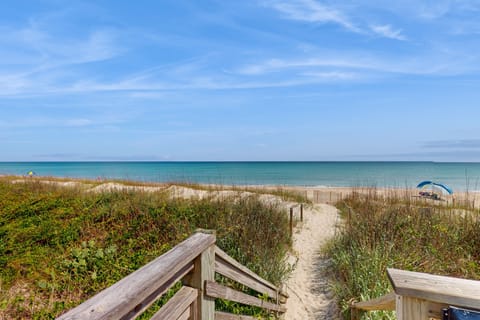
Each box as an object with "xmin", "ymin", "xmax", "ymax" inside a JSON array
[
  {"xmin": 0, "ymin": 177, "xmax": 298, "ymax": 319},
  {"xmin": 325, "ymin": 189, "xmax": 480, "ymax": 320}
]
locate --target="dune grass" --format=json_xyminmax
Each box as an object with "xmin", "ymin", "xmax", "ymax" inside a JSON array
[
  {"xmin": 0, "ymin": 177, "xmax": 292, "ymax": 319},
  {"xmin": 325, "ymin": 190, "xmax": 480, "ymax": 320}
]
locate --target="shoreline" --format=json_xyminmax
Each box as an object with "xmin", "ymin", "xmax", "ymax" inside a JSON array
[
  {"xmin": 3, "ymin": 172, "xmax": 480, "ymax": 191},
  {"xmin": 3, "ymin": 175, "xmax": 479, "ymax": 207}
]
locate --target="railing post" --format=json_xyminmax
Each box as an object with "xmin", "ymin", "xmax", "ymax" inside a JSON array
[
  {"xmin": 183, "ymin": 233, "xmax": 216, "ymax": 320},
  {"xmin": 395, "ymin": 295, "xmax": 403, "ymax": 320},
  {"xmin": 289, "ymin": 207, "xmax": 293, "ymax": 236},
  {"xmin": 395, "ymin": 295, "xmax": 431, "ymax": 320},
  {"xmin": 300, "ymin": 204, "xmax": 303, "ymax": 222}
]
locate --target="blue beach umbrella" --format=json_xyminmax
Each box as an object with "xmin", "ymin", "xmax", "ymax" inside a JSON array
[{"xmin": 416, "ymin": 180, "xmax": 453, "ymax": 195}]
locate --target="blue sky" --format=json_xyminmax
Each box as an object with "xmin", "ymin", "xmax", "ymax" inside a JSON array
[{"xmin": 2, "ymin": 0, "xmax": 480, "ymax": 161}]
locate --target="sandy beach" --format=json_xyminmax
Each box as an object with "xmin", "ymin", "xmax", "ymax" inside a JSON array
[{"xmin": 6, "ymin": 174, "xmax": 480, "ymax": 207}]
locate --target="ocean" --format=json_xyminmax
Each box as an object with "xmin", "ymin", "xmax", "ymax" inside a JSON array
[{"xmin": 1, "ymin": 161, "xmax": 480, "ymax": 192}]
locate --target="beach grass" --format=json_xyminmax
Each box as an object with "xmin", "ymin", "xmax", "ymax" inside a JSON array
[
  {"xmin": 0, "ymin": 177, "xmax": 292, "ymax": 319},
  {"xmin": 325, "ymin": 189, "xmax": 480, "ymax": 320}
]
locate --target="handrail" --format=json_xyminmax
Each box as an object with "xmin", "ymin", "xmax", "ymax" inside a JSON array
[
  {"xmin": 350, "ymin": 292, "xmax": 395, "ymax": 320},
  {"xmin": 215, "ymin": 246, "xmax": 288, "ymax": 302},
  {"xmin": 215, "ymin": 311, "xmax": 256, "ymax": 320},
  {"xmin": 58, "ymin": 232, "xmax": 214, "ymax": 319},
  {"xmin": 150, "ymin": 286, "xmax": 198, "ymax": 320},
  {"xmin": 350, "ymin": 268, "xmax": 480, "ymax": 320},
  {"xmin": 57, "ymin": 232, "xmax": 287, "ymax": 320},
  {"xmin": 387, "ymin": 268, "xmax": 480, "ymax": 309},
  {"xmin": 205, "ymin": 281, "xmax": 286, "ymax": 313},
  {"xmin": 352, "ymin": 292, "xmax": 395, "ymax": 311}
]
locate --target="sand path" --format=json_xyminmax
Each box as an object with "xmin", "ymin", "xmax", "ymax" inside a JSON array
[{"xmin": 284, "ymin": 203, "xmax": 340, "ymax": 320}]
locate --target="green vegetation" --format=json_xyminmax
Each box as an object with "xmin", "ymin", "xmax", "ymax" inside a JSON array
[
  {"xmin": 0, "ymin": 177, "xmax": 292, "ymax": 319},
  {"xmin": 326, "ymin": 190, "xmax": 480, "ymax": 320}
]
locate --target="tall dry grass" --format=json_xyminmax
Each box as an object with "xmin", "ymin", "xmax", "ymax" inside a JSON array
[{"xmin": 325, "ymin": 189, "xmax": 480, "ymax": 320}]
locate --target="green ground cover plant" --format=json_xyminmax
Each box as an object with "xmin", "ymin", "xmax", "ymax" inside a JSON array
[
  {"xmin": 0, "ymin": 177, "xmax": 292, "ymax": 319},
  {"xmin": 325, "ymin": 190, "xmax": 480, "ymax": 320}
]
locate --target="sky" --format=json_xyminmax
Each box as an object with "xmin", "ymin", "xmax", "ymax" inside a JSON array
[{"xmin": 2, "ymin": 0, "xmax": 480, "ymax": 161}]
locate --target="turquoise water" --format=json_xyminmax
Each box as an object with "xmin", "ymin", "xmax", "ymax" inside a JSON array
[{"xmin": 1, "ymin": 162, "xmax": 480, "ymax": 191}]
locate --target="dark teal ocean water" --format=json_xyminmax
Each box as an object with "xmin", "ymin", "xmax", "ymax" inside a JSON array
[{"xmin": 1, "ymin": 162, "xmax": 480, "ymax": 192}]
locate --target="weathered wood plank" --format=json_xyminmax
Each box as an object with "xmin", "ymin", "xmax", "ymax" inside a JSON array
[
  {"xmin": 150, "ymin": 286, "xmax": 197, "ymax": 320},
  {"xmin": 205, "ymin": 281, "xmax": 286, "ymax": 313},
  {"xmin": 215, "ymin": 246, "xmax": 288, "ymax": 300},
  {"xmin": 395, "ymin": 295, "xmax": 446, "ymax": 320},
  {"xmin": 124, "ymin": 263, "xmax": 194, "ymax": 319},
  {"xmin": 387, "ymin": 268, "xmax": 480, "ymax": 309},
  {"xmin": 352, "ymin": 292, "xmax": 395, "ymax": 311},
  {"xmin": 58, "ymin": 233, "xmax": 215, "ymax": 320},
  {"xmin": 183, "ymin": 244, "xmax": 215, "ymax": 320},
  {"xmin": 215, "ymin": 311, "xmax": 256, "ymax": 320},
  {"xmin": 215, "ymin": 257, "xmax": 280, "ymax": 301},
  {"xmin": 177, "ymin": 308, "xmax": 190, "ymax": 320},
  {"xmin": 190, "ymin": 294, "xmax": 198, "ymax": 320}
]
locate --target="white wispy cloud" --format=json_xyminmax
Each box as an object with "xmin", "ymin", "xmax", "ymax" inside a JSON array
[
  {"xmin": 0, "ymin": 117, "xmax": 93, "ymax": 128},
  {"xmin": 370, "ymin": 24, "xmax": 407, "ymax": 40},
  {"xmin": 264, "ymin": 0, "xmax": 359, "ymax": 32},
  {"xmin": 63, "ymin": 75, "xmax": 352, "ymax": 92},
  {"xmin": 0, "ymin": 51, "xmax": 473, "ymax": 97},
  {"xmin": 0, "ymin": 20, "xmax": 122, "ymax": 96},
  {"xmin": 237, "ymin": 57, "xmax": 372, "ymax": 75},
  {"xmin": 235, "ymin": 45, "xmax": 480, "ymax": 79},
  {"xmin": 1, "ymin": 1, "xmax": 479, "ymax": 98},
  {"xmin": 264, "ymin": 0, "xmax": 412, "ymax": 41},
  {"xmin": 0, "ymin": 25, "xmax": 119, "ymax": 67},
  {"xmin": 300, "ymin": 71, "xmax": 358, "ymax": 80},
  {"xmin": 416, "ymin": 1, "xmax": 452, "ymax": 20}
]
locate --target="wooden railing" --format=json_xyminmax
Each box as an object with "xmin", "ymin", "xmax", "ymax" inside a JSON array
[
  {"xmin": 351, "ymin": 268, "xmax": 480, "ymax": 320},
  {"xmin": 57, "ymin": 231, "xmax": 288, "ymax": 320}
]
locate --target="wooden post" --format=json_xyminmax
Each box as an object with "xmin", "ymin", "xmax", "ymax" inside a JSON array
[
  {"xmin": 351, "ymin": 308, "xmax": 364, "ymax": 320},
  {"xmin": 329, "ymin": 191, "xmax": 332, "ymax": 202},
  {"xmin": 183, "ymin": 239, "xmax": 216, "ymax": 320},
  {"xmin": 348, "ymin": 207, "xmax": 352, "ymax": 228},
  {"xmin": 290, "ymin": 207, "xmax": 293, "ymax": 236},
  {"xmin": 300, "ymin": 204, "xmax": 303, "ymax": 222},
  {"xmin": 190, "ymin": 297, "xmax": 198, "ymax": 320},
  {"xmin": 395, "ymin": 295, "xmax": 403, "ymax": 320},
  {"xmin": 396, "ymin": 295, "xmax": 433, "ymax": 320}
]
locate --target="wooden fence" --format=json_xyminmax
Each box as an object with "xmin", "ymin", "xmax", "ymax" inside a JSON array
[
  {"xmin": 310, "ymin": 190, "xmax": 345, "ymax": 204},
  {"xmin": 289, "ymin": 204, "xmax": 303, "ymax": 236},
  {"xmin": 58, "ymin": 232, "xmax": 288, "ymax": 320},
  {"xmin": 351, "ymin": 268, "xmax": 480, "ymax": 320}
]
